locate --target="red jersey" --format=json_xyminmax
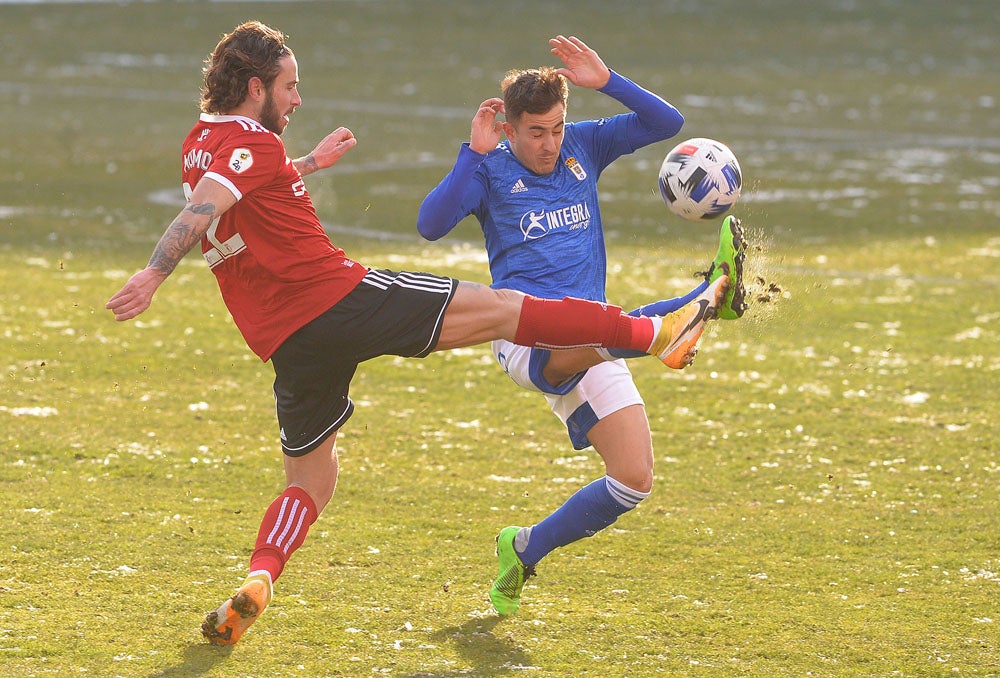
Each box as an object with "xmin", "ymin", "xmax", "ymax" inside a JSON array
[{"xmin": 181, "ymin": 114, "xmax": 368, "ymax": 360}]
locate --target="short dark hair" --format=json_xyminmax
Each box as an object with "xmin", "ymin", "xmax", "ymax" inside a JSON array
[
  {"xmin": 200, "ymin": 21, "xmax": 292, "ymax": 114},
  {"xmin": 500, "ymin": 67, "xmax": 569, "ymax": 124}
]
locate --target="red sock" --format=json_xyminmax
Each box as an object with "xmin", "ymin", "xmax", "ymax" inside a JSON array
[
  {"xmin": 249, "ymin": 486, "xmax": 318, "ymax": 583},
  {"xmin": 513, "ymin": 296, "xmax": 654, "ymax": 352}
]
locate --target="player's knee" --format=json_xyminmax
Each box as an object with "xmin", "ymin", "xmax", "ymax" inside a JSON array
[
  {"xmin": 479, "ymin": 286, "xmax": 525, "ymax": 330},
  {"xmin": 494, "ymin": 286, "xmax": 526, "ymax": 311},
  {"xmin": 606, "ymin": 472, "xmax": 651, "ymax": 513},
  {"xmin": 610, "ymin": 467, "xmax": 653, "ymax": 497},
  {"xmin": 631, "ymin": 471, "xmax": 654, "ymax": 496}
]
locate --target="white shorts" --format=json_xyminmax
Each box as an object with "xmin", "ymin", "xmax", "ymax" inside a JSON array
[{"xmin": 492, "ymin": 339, "xmax": 644, "ymax": 450}]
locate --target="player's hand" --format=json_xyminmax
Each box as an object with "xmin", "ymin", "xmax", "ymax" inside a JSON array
[
  {"xmin": 470, "ymin": 98, "xmax": 505, "ymax": 154},
  {"xmin": 549, "ymin": 35, "xmax": 611, "ymax": 90},
  {"xmin": 299, "ymin": 127, "xmax": 357, "ymax": 175},
  {"xmin": 105, "ymin": 267, "xmax": 168, "ymax": 321}
]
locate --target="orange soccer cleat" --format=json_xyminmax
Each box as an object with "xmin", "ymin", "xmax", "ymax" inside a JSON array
[
  {"xmin": 201, "ymin": 571, "xmax": 273, "ymax": 646},
  {"xmin": 649, "ymin": 275, "xmax": 728, "ymax": 369}
]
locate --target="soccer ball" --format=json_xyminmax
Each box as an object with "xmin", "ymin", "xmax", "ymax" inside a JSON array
[{"xmin": 658, "ymin": 137, "xmax": 742, "ymax": 221}]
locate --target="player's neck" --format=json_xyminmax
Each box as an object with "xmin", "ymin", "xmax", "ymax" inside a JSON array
[{"xmin": 225, "ymin": 103, "xmax": 261, "ymax": 124}]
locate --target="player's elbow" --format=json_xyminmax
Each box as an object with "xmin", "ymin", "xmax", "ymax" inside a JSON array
[
  {"xmin": 416, "ymin": 217, "xmax": 443, "ymax": 241},
  {"xmin": 667, "ymin": 110, "xmax": 685, "ymax": 136},
  {"xmin": 657, "ymin": 108, "xmax": 684, "ymax": 138},
  {"xmin": 416, "ymin": 206, "xmax": 449, "ymax": 241}
]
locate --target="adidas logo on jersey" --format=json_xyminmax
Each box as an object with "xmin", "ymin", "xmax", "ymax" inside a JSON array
[{"xmin": 510, "ymin": 179, "xmax": 528, "ymax": 194}]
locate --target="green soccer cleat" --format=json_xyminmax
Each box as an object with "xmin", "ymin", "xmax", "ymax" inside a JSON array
[
  {"xmin": 490, "ymin": 526, "xmax": 535, "ymax": 615},
  {"xmin": 703, "ymin": 215, "xmax": 748, "ymax": 320}
]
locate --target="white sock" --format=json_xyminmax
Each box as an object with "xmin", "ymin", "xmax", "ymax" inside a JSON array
[
  {"xmin": 605, "ymin": 475, "xmax": 650, "ymax": 509},
  {"xmin": 645, "ymin": 317, "xmax": 664, "ymax": 353},
  {"xmin": 514, "ymin": 527, "xmax": 532, "ymax": 553}
]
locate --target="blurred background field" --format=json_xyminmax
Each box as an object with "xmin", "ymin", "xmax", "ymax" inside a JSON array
[{"xmin": 1, "ymin": 1, "xmax": 997, "ymax": 676}]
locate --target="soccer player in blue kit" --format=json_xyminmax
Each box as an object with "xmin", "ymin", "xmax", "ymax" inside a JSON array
[{"xmin": 417, "ymin": 35, "xmax": 747, "ymax": 615}]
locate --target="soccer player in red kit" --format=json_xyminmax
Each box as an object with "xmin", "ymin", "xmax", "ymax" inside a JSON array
[{"xmin": 106, "ymin": 21, "xmax": 728, "ymax": 645}]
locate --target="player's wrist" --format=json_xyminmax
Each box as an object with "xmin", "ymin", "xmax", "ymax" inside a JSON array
[
  {"xmin": 293, "ymin": 155, "xmax": 320, "ymax": 175},
  {"xmin": 596, "ymin": 68, "xmax": 618, "ymax": 92},
  {"xmin": 462, "ymin": 141, "xmax": 490, "ymax": 158}
]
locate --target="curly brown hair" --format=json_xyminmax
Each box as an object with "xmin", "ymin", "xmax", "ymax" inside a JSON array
[
  {"xmin": 500, "ymin": 66, "xmax": 569, "ymax": 124},
  {"xmin": 200, "ymin": 21, "xmax": 293, "ymax": 114}
]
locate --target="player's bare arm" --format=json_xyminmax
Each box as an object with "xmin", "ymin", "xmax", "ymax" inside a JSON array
[
  {"xmin": 293, "ymin": 127, "xmax": 357, "ymax": 176},
  {"xmin": 470, "ymin": 98, "xmax": 505, "ymax": 154},
  {"xmin": 147, "ymin": 201, "xmax": 216, "ymax": 275},
  {"xmin": 106, "ymin": 179, "xmax": 236, "ymax": 321},
  {"xmin": 549, "ymin": 35, "xmax": 611, "ymax": 89}
]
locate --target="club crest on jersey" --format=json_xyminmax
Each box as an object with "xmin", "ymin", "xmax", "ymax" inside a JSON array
[
  {"xmin": 565, "ymin": 156, "xmax": 587, "ymax": 181},
  {"xmin": 228, "ymin": 148, "xmax": 254, "ymax": 174}
]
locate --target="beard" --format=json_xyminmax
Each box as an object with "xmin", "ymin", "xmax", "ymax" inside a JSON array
[{"xmin": 260, "ymin": 91, "xmax": 287, "ymax": 135}]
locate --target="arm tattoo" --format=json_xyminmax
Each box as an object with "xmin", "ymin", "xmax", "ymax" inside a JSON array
[
  {"xmin": 295, "ymin": 154, "xmax": 319, "ymax": 176},
  {"xmin": 148, "ymin": 202, "xmax": 216, "ymax": 274}
]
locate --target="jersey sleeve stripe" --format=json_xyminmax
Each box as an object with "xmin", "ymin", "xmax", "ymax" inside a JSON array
[{"xmin": 203, "ymin": 171, "xmax": 244, "ymax": 201}]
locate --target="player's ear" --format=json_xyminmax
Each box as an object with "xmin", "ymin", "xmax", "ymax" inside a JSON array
[{"xmin": 247, "ymin": 76, "xmax": 265, "ymax": 102}]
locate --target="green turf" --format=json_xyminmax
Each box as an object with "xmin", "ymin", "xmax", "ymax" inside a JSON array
[{"xmin": 2, "ymin": 1, "xmax": 998, "ymax": 676}]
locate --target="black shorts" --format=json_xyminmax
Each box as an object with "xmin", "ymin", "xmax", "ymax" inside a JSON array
[{"xmin": 271, "ymin": 269, "xmax": 458, "ymax": 457}]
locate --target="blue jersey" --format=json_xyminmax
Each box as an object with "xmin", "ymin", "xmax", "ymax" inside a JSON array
[{"xmin": 418, "ymin": 70, "xmax": 683, "ymax": 302}]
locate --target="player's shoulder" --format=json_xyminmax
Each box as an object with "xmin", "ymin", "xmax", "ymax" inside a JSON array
[
  {"xmin": 197, "ymin": 114, "xmax": 283, "ymax": 148},
  {"xmin": 199, "ymin": 113, "xmax": 271, "ymax": 133},
  {"xmin": 559, "ymin": 122, "xmax": 596, "ymax": 150},
  {"xmin": 472, "ymin": 143, "xmax": 506, "ymax": 176},
  {"xmin": 566, "ymin": 118, "xmax": 607, "ymax": 135},
  {"xmin": 480, "ymin": 143, "xmax": 526, "ymax": 183},
  {"xmin": 486, "ymin": 142, "xmax": 511, "ymax": 159},
  {"xmin": 484, "ymin": 142, "xmax": 519, "ymax": 168}
]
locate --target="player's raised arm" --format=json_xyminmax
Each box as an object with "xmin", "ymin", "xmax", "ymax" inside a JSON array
[
  {"xmin": 470, "ymin": 98, "xmax": 506, "ymax": 154},
  {"xmin": 549, "ymin": 35, "xmax": 611, "ymax": 89},
  {"xmin": 106, "ymin": 178, "xmax": 237, "ymax": 321},
  {"xmin": 416, "ymin": 98, "xmax": 501, "ymax": 241},
  {"xmin": 292, "ymin": 127, "xmax": 357, "ymax": 176}
]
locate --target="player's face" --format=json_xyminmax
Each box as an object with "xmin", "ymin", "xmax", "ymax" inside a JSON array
[
  {"xmin": 505, "ymin": 104, "xmax": 566, "ymax": 175},
  {"xmin": 260, "ymin": 54, "xmax": 302, "ymax": 136}
]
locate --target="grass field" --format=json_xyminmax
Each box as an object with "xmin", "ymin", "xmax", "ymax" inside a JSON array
[{"xmin": 2, "ymin": 1, "xmax": 998, "ymax": 676}]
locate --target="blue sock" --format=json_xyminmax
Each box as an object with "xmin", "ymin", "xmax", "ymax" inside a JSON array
[
  {"xmin": 629, "ymin": 279, "xmax": 708, "ymax": 318},
  {"xmin": 516, "ymin": 476, "xmax": 648, "ymax": 567},
  {"xmin": 606, "ymin": 280, "xmax": 710, "ymax": 359}
]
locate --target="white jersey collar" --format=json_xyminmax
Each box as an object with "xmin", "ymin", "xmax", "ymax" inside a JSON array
[{"xmin": 199, "ymin": 112, "xmax": 260, "ymax": 126}]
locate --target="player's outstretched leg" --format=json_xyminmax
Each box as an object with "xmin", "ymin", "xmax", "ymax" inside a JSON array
[
  {"xmin": 490, "ymin": 526, "xmax": 535, "ymax": 615},
  {"xmin": 649, "ymin": 275, "xmax": 728, "ymax": 369},
  {"xmin": 702, "ymin": 215, "xmax": 747, "ymax": 319},
  {"xmin": 201, "ymin": 571, "xmax": 273, "ymax": 646}
]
